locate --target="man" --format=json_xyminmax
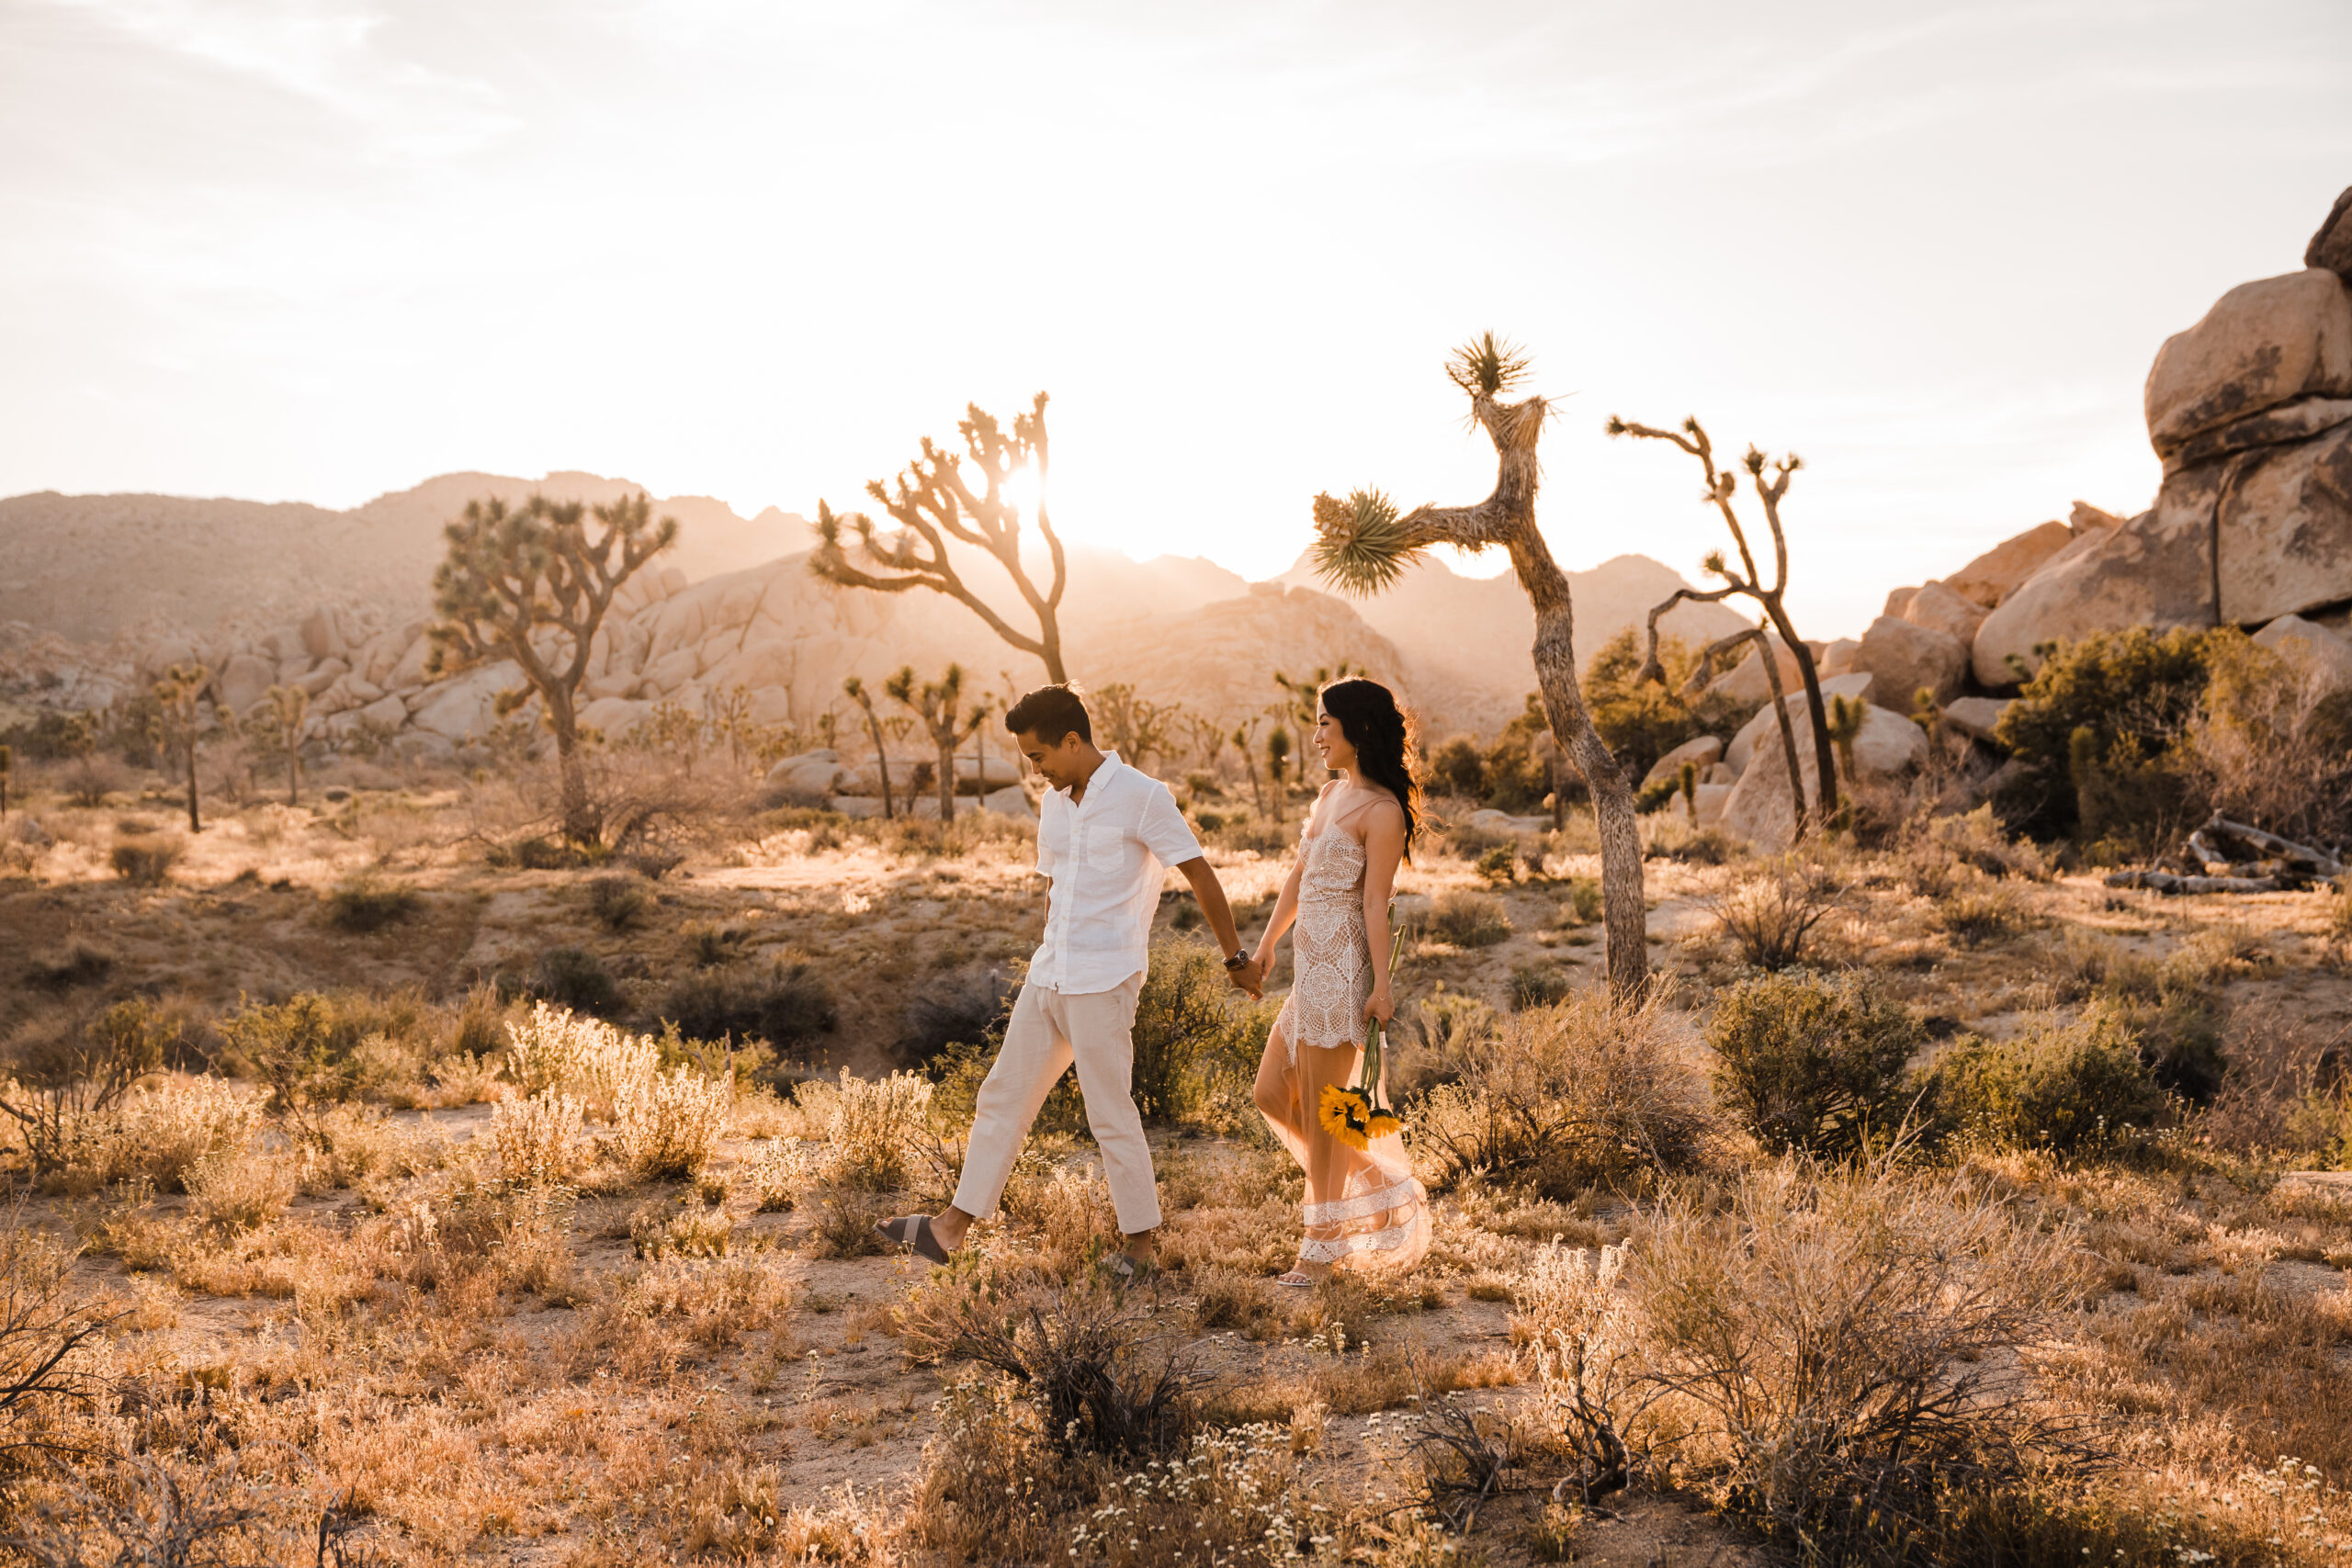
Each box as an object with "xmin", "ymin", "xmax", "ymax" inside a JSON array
[{"xmin": 877, "ymin": 683, "xmax": 1262, "ymax": 1273}]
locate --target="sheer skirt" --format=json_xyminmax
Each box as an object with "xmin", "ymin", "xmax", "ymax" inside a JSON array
[{"xmin": 1252, "ymin": 1001, "xmax": 1431, "ymax": 1270}]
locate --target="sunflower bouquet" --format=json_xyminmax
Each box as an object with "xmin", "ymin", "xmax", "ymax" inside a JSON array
[{"xmin": 1318, "ymin": 917, "xmax": 1408, "ymax": 1152}]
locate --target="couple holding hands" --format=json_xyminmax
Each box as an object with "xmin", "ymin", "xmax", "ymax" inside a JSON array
[{"xmin": 879, "ymin": 678, "xmax": 1430, "ymax": 1284}]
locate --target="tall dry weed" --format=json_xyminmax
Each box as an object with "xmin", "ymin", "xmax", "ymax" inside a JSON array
[
  {"xmin": 492, "ymin": 1090, "xmax": 584, "ymax": 1185},
  {"xmin": 502, "ymin": 1001, "xmax": 656, "ymax": 1120},
  {"xmin": 614, "ymin": 1067, "xmax": 733, "ymax": 1180}
]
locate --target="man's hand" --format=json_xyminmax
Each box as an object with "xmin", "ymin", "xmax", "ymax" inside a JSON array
[{"xmin": 1226, "ymin": 957, "xmax": 1264, "ymax": 998}]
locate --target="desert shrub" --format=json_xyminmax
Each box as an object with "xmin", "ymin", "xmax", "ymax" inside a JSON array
[
  {"xmin": 585, "ymin": 873, "xmax": 652, "ymax": 931},
  {"xmin": 1510, "ymin": 963, "xmax": 1575, "ymax": 1011},
  {"xmin": 212, "ymin": 992, "xmax": 362, "ymax": 1117},
  {"xmin": 1710, "ymin": 857, "xmax": 1839, "ymax": 970},
  {"xmin": 629, "ymin": 1198, "xmax": 735, "ymax": 1259},
  {"xmin": 185, "ymin": 1148, "xmax": 295, "ymax": 1235},
  {"xmin": 740, "ymin": 1139, "xmax": 814, "ymax": 1213},
  {"xmin": 294, "ymin": 1100, "xmax": 452, "ymax": 1190},
  {"xmin": 2048, "ymin": 933, "xmax": 2232, "ymax": 1102},
  {"xmin": 903, "ymin": 1269, "xmax": 1210, "ymax": 1457},
  {"xmin": 2181, "ymin": 627, "xmax": 2352, "ymax": 844},
  {"xmin": 1427, "ymin": 888, "xmax": 1510, "ymax": 949},
  {"xmin": 492, "ymin": 1089, "xmax": 583, "ymax": 1185},
  {"xmin": 383, "ymin": 1174, "xmax": 573, "ymax": 1295},
  {"xmin": 1558, "ymin": 874, "xmax": 1603, "ymax": 925},
  {"xmin": 1641, "ymin": 813, "xmax": 1735, "ymax": 865},
  {"xmin": 1426, "ymin": 736, "xmax": 1486, "ymax": 798},
  {"xmin": 1706, "ymin": 971, "xmax": 1923, "ymax": 1156},
  {"xmin": 1474, "ymin": 842, "xmax": 1518, "ymax": 885},
  {"xmin": 503, "ymin": 1000, "xmax": 657, "ymax": 1120},
  {"xmin": 796, "ymin": 1068, "xmax": 938, "ymax": 1192},
  {"xmin": 322, "ymin": 871, "xmax": 421, "ymax": 932},
  {"xmin": 110, "ymin": 1076, "xmax": 266, "ymax": 1191},
  {"xmin": 1900, "ymin": 804, "xmax": 2049, "ymax": 888},
  {"xmin": 1930, "ymin": 876, "xmax": 2030, "ymax": 946},
  {"xmin": 529, "ymin": 944, "xmax": 622, "ymax": 1017},
  {"xmin": 2199, "ymin": 998, "xmax": 2352, "ymax": 1157},
  {"xmin": 682, "ymin": 920, "xmax": 750, "ymax": 967},
  {"xmin": 897, "ymin": 969, "xmax": 1014, "ymax": 1067},
  {"xmin": 653, "ymin": 960, "xmax": 836, "ymax": 1053},
  {"xmin": 107, "ymin": 836, "xmax": 181, "ymax": 886},
  {"xmin": 1412, "ymin": 991, "xmax": 1713, "ymax": 1198},
  {"xmin": 1130, "ymin": 940, "xmax": 1273, "ymax": 1125},
  {"xmin": 1994, "ymin": 625, "xmax": 2214, "ymax": 845},
  {"xmin": 24, "ymin": 943, "xmax": 115, "ymax": 990},
  {"xmin": 1925, "ymin": 1006, "xmax": 2173, "ymax": 1154},
  {"xmin": 0, "ymin": 1201, "xmax": 111, "ymax": 1444},
  {"xmin": 614, "ymin": 1066, "xmax": 734, "ymax": 1180},
  {"xmin": 1626, "ymin": 1157, "xmax": 2092, "ymax": 1559}
]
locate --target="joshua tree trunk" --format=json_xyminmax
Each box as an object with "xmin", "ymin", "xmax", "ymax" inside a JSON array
[
  {"xmin": 181, "ymin": 736, "xmax": 200, "ymax": 834},
  {"xmin": 1680, "ymin": 627, "xmax": 1806, "ymax": 838},
  {"xmin": 844, "ymin": 677, "xmax": 895, "ymax": 820},
  {"xmin": 934, "ymin": 739, "xmax": 956, "ymax": 822},
  {"xmin": 543, "ymin": 691, "xmax": 592, "ymax": 844},
  {"xmin": 1310, "ymin": 336, "xmax": 1649, "ymax": 1003}
]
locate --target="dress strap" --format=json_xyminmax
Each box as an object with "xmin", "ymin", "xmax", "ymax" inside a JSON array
[{"xmin": 1327, "ymin": 793, "xmax": 1397, "ymax": 839}]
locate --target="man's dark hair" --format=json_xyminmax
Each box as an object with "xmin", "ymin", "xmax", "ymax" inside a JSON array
[{"xmin": 1004, "ymin": 683, "xmax": 1091, "ymax": 745}]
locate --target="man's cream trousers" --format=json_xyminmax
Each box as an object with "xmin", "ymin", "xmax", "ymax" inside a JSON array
[{"xmin": 951, "ymin": 975, "xmax": 1160, "ymax": 1235}]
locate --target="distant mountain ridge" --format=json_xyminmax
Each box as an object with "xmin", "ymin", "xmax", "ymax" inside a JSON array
[{"xmin": 0, "ymin": 470, "xmax": 1748, "ymax": 739}]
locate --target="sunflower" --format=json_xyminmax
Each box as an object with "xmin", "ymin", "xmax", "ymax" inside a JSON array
[
  {"xmin": 1318, "ymin": 1083, "xmax": 1374, "ymax": 1151},
  {"xmin": 1363, "ymin": 1106, "xmax": 1404, "ymax": 1141}
]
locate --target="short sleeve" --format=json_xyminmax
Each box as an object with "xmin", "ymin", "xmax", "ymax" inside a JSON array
[
  {"xmin": 1035, "ymin": 798, "xmax": 1058, "ymax": 875},
  {"xmin": 1135, "ymin": 780, "xmax": 1203, "ymax": 866}
]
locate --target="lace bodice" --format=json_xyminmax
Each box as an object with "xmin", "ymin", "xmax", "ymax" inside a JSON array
[{"xmin": 1286, "ymin": 817, "xmax": 1371, "ymax": 1052}]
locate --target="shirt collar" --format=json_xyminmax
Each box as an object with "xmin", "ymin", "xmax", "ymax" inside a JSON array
[{"xmin": 1058, "ymin": 750, "xmax": 1125, "ymax": 801}]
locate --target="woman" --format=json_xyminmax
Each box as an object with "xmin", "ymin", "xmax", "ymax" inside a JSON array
[{"xmin": 1245, "ymin": 677, "xmax": 1432, "ymax": 1284}]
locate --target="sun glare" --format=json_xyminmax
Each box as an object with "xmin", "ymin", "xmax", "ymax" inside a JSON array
[{"xmin": 1001, "ymin": 462, "xmax": 1043, "ymax": 521}]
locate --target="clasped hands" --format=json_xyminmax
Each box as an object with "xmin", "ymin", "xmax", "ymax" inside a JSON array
[{"xmin": 1225, "ymin": 954, "xmax": 1266, "ymax": 998}]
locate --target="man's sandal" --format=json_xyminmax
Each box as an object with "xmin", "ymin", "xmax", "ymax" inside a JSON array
[{"xmin": 875, "ymin": 1214, "xmax": 952, "ymax": 1265}]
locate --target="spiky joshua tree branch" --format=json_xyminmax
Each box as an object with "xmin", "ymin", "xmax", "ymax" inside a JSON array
[
  {"xmin": 1611, "ymin": 414, "xmax": 1838, "ymax": 834},
  {"xmin": 811, "ymin": 393, "xmax": 1069, "ymax": 683},
  {"xmin": 886, "ymin": 663, "xmax": 989, "ymax": 823},
  {"xmin": 1310, "ymin": 333, "xmax": 1650, "ymax": 1004}
]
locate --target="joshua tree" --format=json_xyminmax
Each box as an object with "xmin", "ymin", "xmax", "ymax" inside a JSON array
[
  {"xmin": 1231, "ymin": 717, "xmax": 1269, "ymax": 822},
  {"xmin": 1679, "ymin": 760, "xmax": 1701, "ymax": 825},
  {"xmin": 1272, "ymin": 663, "xmax": 1364, "ymax": 739},
  {"xmin": 842, "ymin": 676, "xmax": 897, "ymax": 820},
  {"xmin": 1094, "ymin": 683, "xmax": 1179, "ymax": 772},
  {"xmin": 1613, "ymin": 415, "xmax": 1838, "ymax": 833},
  {"xmin": 0, "ymin": 743, "xmax": 10, "ymax": 821},
  {"xmin": 251, "ymin": 684, "xmax": 311, "ymax": 807},
  {"xmin": 1264, "ymin": 725, "xmax": 1293, "ymax": 827},
  {"xmin": 1309, "ymin": 334, "xmax": 1649, "ymax": 1002},
  {"xmin": 1826, "ymin": 694, "xmax": 1865, "ymax": 784},
  {"xmin": 1670, "ymin": 626, "xmax": 1807, "ymax": 836},
  {"xmin": 811, "ymin": 394, "xmax": 1070, "ymax": 683},
  {"xmin": 429, "ymin": 492, "xmax": 678, "ymax": 845},
  {"xmin": 151, "ymin": 664, "xmax": 227, "ymax": 833},
  {"xmin": 886, "ymin": 664, "xmax": 989, "ymax": 823}
]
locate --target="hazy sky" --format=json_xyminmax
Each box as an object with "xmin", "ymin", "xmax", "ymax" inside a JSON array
[{"xmin": 4, "ymin": 0, "xmax": 2346, "ymax": 635}]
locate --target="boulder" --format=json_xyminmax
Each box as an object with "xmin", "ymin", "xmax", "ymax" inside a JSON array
[
  {"xmin": 409, "ymin": 661, "xmax": 526, "ymax": 740},
  {"xmin": 1465, "ymin": 807, "xmax": 1554, "ymax": 836},
  {"xmin": 1818, "ymin": 637, "xmax": 1859, "ymax": 678},
  {"xmin": 1903, "ymin": 581, "xmax": 1989, "ymax": 645},
  {"xmin": 980, "ymin": 784, "xmax": 1036, "ymax": 819},
  {"xmin": 643, "ymin": 646, "xmax": 701, "ymax": 694},
  {"xmin": 386, "ymin": 632, "xmax": 435, "ymax": 692},
  {"xmin": 1883, "ymin": 586, "xmax": 1918, "ymax": 620},
  {"xmin": 1641, "ymin": 734, "xmax": 1724, "ymax": 792},
  {"xmin": 1725, "ymin": 672, "xmax": 1874, "ymax": 774},
  {"xmin": 1719, "ymin": 701, "xmax": 1926, "ymax": 851},
  {"xmin": 356, "ymin": 694, "xmax": 409, "ymax": 731},
  {"xmin": 1692, "ymin": 783, "xmax": 1731, "ymax": 827},
  {"xmin": 1939, "ymin": 696, "xmax": 2012, "ymax": 746},
  {"xmin": 2253, "ymin": 614, "xmax": 2352, "ymax": 693},
  {"xmin": 2071, "ymin": 502, "xmax": 2126, "ymax": 534},
  {"xmin": 1702, "ymin": 635, "xmax": 1805, "ymax": 706},
  {"xmin": 2144, "ymin": 269, "xmax": 2352, "ymax": 461},
  {"xmin": 2212, "ymin": 421, "xmax": 2352, "ymax": 625},
  {"xmin": 139, "ymin": 638, "xmax": 199, "ymax": 685},
  {"xmin": 214, "ymin": 652, "xmax": 277, "ymax": 716},
  {"xmin": 1970, "ymin": 506, "xmax": 2213, "ymax": 687},
  {"xmin": 300, "ymin": 607, "xmax": 347, "ymax": 661},
  {"xmin": 1942, "ymin": 521, "xmax": 2074, "ymax": 608},
  {"xmin": 578, "ymin": 696, "xmax": 655, "ymax": 738},
  {"xmin": 1703, "ymin": 762, "xmax": 1736, "ymax": 787},
  {"xmin": 2308, "ymin": 185, "xmax": 2352, "ymax": 279},
  {"xmin": 1853, "ymin": 616, "xmax": 1965, "ymax": 709},
  {"xmin": 764, "ymin": 749, "xmax": 849, "ymax": 797}
]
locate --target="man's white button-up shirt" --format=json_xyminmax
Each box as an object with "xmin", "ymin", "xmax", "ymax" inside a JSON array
[{"xmin": 1029, "ymin": 752, "xmax": 1204, "ymax": 995}]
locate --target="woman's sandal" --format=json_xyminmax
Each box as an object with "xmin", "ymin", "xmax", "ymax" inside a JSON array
[
  {"xmin": 874, "ymin": 1214, "xmax": 952, "ymax": 1265},
  {"xmin": 1274, "ymin": 1265, "xmax": 1328, "ymax": 1288}
]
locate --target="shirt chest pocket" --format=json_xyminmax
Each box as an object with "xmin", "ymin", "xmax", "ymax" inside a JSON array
[{"xmin": 1081, "ymin": 826, "xmax": 1130, "ymax": 872}]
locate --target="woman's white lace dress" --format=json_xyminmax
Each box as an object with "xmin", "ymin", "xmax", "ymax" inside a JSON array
[{"xmin": 1252, "ymin": 806, "xmax": 1431, "ymax": 1270}]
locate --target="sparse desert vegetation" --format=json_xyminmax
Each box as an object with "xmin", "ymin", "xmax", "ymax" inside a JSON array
[{"xmin": 1, "ymin": 711, "xmax": 2348, "ymax": 1565}]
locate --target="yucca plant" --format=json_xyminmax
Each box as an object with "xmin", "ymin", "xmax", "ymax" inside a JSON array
[{"xmin": 1307, "ymin": 333, "xmax": 1650, "ymax": 1003}]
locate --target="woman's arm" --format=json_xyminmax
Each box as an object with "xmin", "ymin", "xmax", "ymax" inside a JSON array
[{"xmin": 1360, "ymin": 803, "xmax": 1408, "ymax": 1025}]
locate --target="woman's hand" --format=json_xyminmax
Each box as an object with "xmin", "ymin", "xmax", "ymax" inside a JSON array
[{"xmin": 1363, "ymin": 982, "xmax": 1395, "ymax": 1026}]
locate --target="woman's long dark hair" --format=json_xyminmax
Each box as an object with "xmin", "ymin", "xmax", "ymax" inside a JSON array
[{"xmin": 1318, "ymin": 677, "xmax": 1419, "ymax": 858}]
